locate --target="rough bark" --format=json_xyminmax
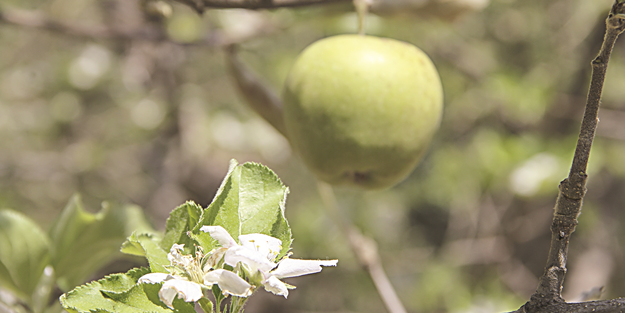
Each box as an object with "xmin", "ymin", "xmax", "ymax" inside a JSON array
[{"xmin": 507, "ymin": 2, "xmax": 625, "ymax": 312}]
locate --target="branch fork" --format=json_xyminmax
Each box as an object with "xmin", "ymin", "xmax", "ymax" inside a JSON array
[{"xmin": 509, "ymin": 2, "xmax": 625, "ymax": 312}]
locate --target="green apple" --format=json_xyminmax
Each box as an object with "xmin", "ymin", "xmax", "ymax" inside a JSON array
[{"xmin": 282, "ymin": 34, "xmax": 443, "ymax": 189}]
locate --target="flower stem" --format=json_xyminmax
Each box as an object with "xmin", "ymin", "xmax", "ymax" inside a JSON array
[{"xmin": 229, "ymin": 297, "xmax": 247, "ymax": 313}]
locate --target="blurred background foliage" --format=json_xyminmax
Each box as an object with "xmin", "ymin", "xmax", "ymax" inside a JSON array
[{"xmin": 1, "ymin": 0, "xmax": 625, "ymax": 312}]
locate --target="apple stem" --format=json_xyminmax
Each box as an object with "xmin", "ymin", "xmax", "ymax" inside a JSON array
[{"xmin": 353, "ymin": 0, "xmax": 371, "ymax": 35}]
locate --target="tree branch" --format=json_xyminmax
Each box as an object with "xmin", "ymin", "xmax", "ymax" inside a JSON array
[
  {"xmin": 0, "ymin": 8, "xmax": 271, "ymax": 47},
  {"xmin": 0, "ymin": 8, "xmax": 163, "ymax": 41},
  {"xmin": 508, "ymin": 298, "xmax": 625, "ymax": 313},
  {"xmin": 507, "ymin": 1, "xmax": 625, "ymax": 312},
  {"xmin": 224, "ymin": 46, "xmax": 288, "ymax": 137},
  {"xmin": 172, "ymin": 0, "xmax": 349, "ymax": 11}
]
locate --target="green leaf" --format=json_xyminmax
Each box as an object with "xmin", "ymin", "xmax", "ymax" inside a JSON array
[
  {"xmin": 96, "ymin": 267, "xmax": 150, "ymax": 293},
  {"xmin": 0, "ymin": 209, "xmax": 51, "ymax": 302},
  {"xmin": 60, "ymin": 267, "xmax": 193, "ymax": 313},
  {"xmin": 238, "ymin": 162, "xmax": 292, "ymax": 258},
  {"xmin": 159, "ymin": 201, "xmax": 202, "ymax": 252},
  {"xmin": 104, "ymin": 283, "xmax": 196, "ymax": 313},
  {"xmin": 49, "ymin": 195, "xmax": 155, "ymax": 291},
  {"xmin": 120, "ymin": 233, "xmax": 169, "ymax": 273},
  {"xmin": 198, "ymin": 298, "xmax": 213, "ymax": 313},
  {"xmin": 191, "ymin": 159, "xmax": 240, "ymax": 251},
  {"xmin": 59, "ymin": 268, "xmax": 143, "ymax": 312},
  {"xmin": 191, "ymin": 159, "xmax": 292, "ymax": 259}
]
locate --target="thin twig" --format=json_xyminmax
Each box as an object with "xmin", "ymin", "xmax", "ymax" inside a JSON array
[
  {"xmin": 0, "ymin": 9, "xmax": 164, "ymax": 41},
  {"xmin": 173, "ymin": 0, "xmax": 348, "ymax": 11},
  {"xmin": 317, "ymin": 182, "xmax": 408, "ymax": 313},
  {"xmin": 507, "ymin": 1, "xmax": 625, "ymax": 312},
  {"xmin": 0, "ymin": 8, "xmax": 276, "ymax": 47}
]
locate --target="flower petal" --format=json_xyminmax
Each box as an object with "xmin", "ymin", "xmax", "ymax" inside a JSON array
[
  {"xmin": 168, "ymin": 244, "xmax": 192, "ymax": 267},
  {"xmin": 138, "ymin": 273, "xmax": 171, "ymax": 284},
  {"xmin": 159, "ymin": 279, "xmax": 203, "ymax": 308},
  {"xmin": 262, "ymin": 276, "xmax": 289, "ymax": 298},
  {"xmin": 200, "ymin": 226, "xmax": 238, "ymax": 248},
  {"xmin": 239, "ymin": 234, "xmax": 282, "ymax": 262},
  {"xmin": 171, "ymin": 243, "xmax": 185, "ymax": 251},
  {"xmin": 204, "ymin": 247, "xmax": 227, "ymax": 271},
  {"xmin": 271, "ymin": 258, "xmax": 338, "ymax": 278},
  {"xmin": 158, "ymin": 285, "xmax": 179, "ymax": 309},
  {"xmin": 204, "ymin": 269, "xmax": 253, "ymax": 297},
  {"xmin": 225, "ymin": 245, "xmax": 277, "ymax": 273}
]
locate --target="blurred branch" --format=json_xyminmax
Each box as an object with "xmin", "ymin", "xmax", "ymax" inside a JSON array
[
  {"xmin": 175, "ymin": 0, "xmax": 489, "ymax": 17},
  {"xmin": 0, "ymin": 8, "xmax": 164, "ymax": 41},
  {"xmin": 224, "ymin": 46, "xmax": 288, "ymax": 137},
  {"xmin": 173, "ymin": 0, "xmax": 349, "ymax": 12},
  {"xmin": 0, "ymin": 8, "xmax": 276, "ymax": 47},
  {"xmin": 507, "ymin": 1, "xmax": 625, "ymax": 312},
  {"xmin": 317, "ymin": 182, "xmax": 407, "ymax": 313}
]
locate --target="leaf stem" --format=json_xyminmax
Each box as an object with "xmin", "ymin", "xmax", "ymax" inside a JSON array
[{"xmin": 227, "ymin": 296, "xmax": 241, "ymax": 313}]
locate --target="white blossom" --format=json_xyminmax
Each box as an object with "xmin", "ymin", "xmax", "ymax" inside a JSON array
[
  {"xmin": 204, "ymin": 269, "xmax": 253, "ymax": 297},
  {"xmin": 200, "ymin": 226, "xmax": 338, "ymax": 298},
  {"xmin": 266, "ymin": 258, "xmax": 338, "ymax": 298},
  {"xmin": 138, "ymin": 273, "xmax": 203, "ymax": 309},
  {"xmin": 138, "ymin": 243, "xmax": 252, "ymax": 308}
]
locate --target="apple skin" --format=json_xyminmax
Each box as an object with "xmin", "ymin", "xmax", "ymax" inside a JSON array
[{"xmin": 282, "ymin": 34, "xmax": 443, "ymax": 189}]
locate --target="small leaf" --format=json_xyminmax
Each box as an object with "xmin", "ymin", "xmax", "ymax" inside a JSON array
[
  {"xmin": 59, "ymin": 267, "xmax": 194, "ymax": 313},
  {"xmin": 104, "ymin": 283, "xmax": 195, "ymax": 313},
  {"xmin": 49, "ymin": 195, "xmax": 155, "ymax": 291},
  {"xmin": 0, "ymin": 209, "xmax": 51, "ymax": 303},
  {"xmin": 191, "ymin": 159, "xmax": 240, "ymax": 251},
  {"xmin": 212, "ymin": 284, "xmax": 225, "ymax": 309},
  {"xmin": 120, "ymin": 233, "xmax": 169, "ymax": 273},
  {"xmin": 198, "ymin": 298, "xmax": 213, "ymax": 313},
  {"xmin": 97, "ymin": 267, "xmax": 151, "ymax": 293},
  {"xmin": 159, "ymin": 201, "xmax": 202, "ymax": 252},
  {"xmin": 59, "ymin": 276, "xmax": 124, "ymax": 313}
]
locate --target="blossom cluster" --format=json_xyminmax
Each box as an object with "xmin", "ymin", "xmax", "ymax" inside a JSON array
[{"xmin": 138, "ymin": 226, "xmax": 338, "ymax": 308}]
